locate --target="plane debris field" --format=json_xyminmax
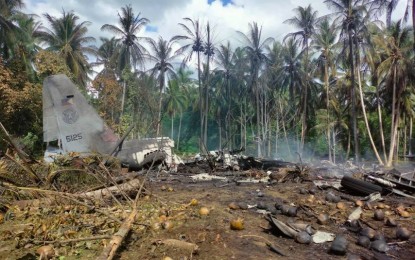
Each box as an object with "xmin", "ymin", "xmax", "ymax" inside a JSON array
[{"xmin": 42, "ymin": 74, "xmax": 173, "ymax": 170}]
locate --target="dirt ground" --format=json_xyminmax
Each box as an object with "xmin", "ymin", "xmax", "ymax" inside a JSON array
[{"xmin": 1, "ymin": 168, "xmax": 415, "ymax": 260}]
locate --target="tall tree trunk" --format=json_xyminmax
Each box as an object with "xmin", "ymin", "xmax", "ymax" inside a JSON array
[
  {"xmin": 300, "ymin": 43, "xmax": 309, "ymax": 153},
  {"xmin": 218, "ymin": 118, "xmax": 222, "ymax": 150},
  {"xmin": 412, "ymin": 0, "xmax": 415, "ymax": 51},
  {"xmin": 356, "ymin": 53, "xmax": 384, "ymax": 165},
  {"xmin": 348, "ymin": 29, "xmax": 359, "ymax": 163},
  {"xmin": 177, "ymin": 111, "xmax": 183, "ymax": 150},
  {"xmin": 255, "ymin": 75, "xmax": 261, "ymax": 157},
  {"xmin": 156, "ymin": 74, "xmax": 164, "ymax": 136},
  {"xmin": 387, "ymin": 66, "xmax": 398, "ymax": 166},
  {"xmin": 409, "ymin": 117, "xmax": 413, "ymax": 155},
  {"xmin": 198, "ymin": 51, "xmax": 203, "ymax": 152},
  {"xmin": 324, "ymin": 54, "xmax": 332, "ymax": 162},
  {"xmin": 171, "ymin": 110, "xmax": 174, "ymax": 140},
  {"xmin": 204, "ymin": 56, "xmax": 210, "ymax": 150},
  {"xmin": 120, "ymin": 81, "xmax": 126, "ymax": 120},
  {"xmin": 376, "ymin": 82, "xmax": 388, "ymax": 162}
]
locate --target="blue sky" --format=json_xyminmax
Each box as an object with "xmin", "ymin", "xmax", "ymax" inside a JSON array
[{"xmin": 208, "ymin": 0, "xmax": 233, "ymax": 6}]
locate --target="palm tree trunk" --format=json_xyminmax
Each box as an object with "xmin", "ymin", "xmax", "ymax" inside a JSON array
[
  {"xmin": 387, "ymin": 66, "xmax": 398, "ymax": 166},
  {"xmin": 377, "ymin": 83, "xmax": 388, "ymax": 162},
  {"xmin": 356, "ymin": 53, "xmax": 384, "ymax": 165},
  {"xmin": 348, "ymin": 29, "xmax": 359, "ymax": 162},
  {"xmin": 178, "ymin": 111, "xmax": 183, "ymax": 150},
  {"xmin": 255, "ymin": 76, "xmax": 261, "ymax": 157},
  {"xmin": 412, "ymin": 0, "xmax": 415, "ymax": 51},
  {"xmin": 218, "ymin": 118, "xmax": 222, "ymax": 149},
  {"xmin": 197, "ymin": 51, "xmax": 203, "ymax": 151},
  {"xmin": 171, "ymin": 110, "xmax": 174, "ymax": 140},
  {"xmin": 324, "ymin": 55, "xmax": 332, "ymax": 162},
  {"xmin": 157, "ymin": 72, "xmax": 165, "ymax": 136},
  {"xmin": 121, "ymin": 81, "xmax": 126, "ymax": 119},
  {"xmin": 409, "ymin": 117, "xmax": 413, "ymax": 155},
  {"xmin": 300, "ymin": 44, "xmax": 309, "ymax": 153},
  {"xmin": 204, "ymin": 57, "xmax": 210, "ymax": 149}
]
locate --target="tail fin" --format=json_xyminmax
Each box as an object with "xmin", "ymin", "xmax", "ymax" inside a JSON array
[{"xmin": 43, "ymin": 74, "xmax": 118, "ymax": 154}]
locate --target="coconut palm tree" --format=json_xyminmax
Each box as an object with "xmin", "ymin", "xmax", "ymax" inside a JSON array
[
  {"xmin": 93, "ymin": 37, "xmax": 120, "ymax": 77},
  {"xmin": 324, "ymin": 0, "xmax": 370, "ymax": 162},
  {"xmin": 237, "ymin": 22, "xmax": 274, "ymax": 157},
  {"xmin": 214, "ymin": 41, "xmax": 236, "ymax": 149},
  {"xmin": 375, "ymin": 21, "xmax": 414, "ymax": 166},
  {"xmin": 312, "ymin": 18, "xmax": 339, "ymax": 161},
  {"xmin": 284, "ymin": 5, "xmax": 319, "ymax": 152},
  {"xmin": 0, "ymin": 0, "xmax": 24, "ymax": 59},
  {"xmin": 165, "ymin": 77, "xmax": 188, "ymax": 148},
  {"xmin": 101, "ymin": 5, "xmax": 149, "ymax": 72},
  {"xmin": 146, "ymin": 36, "xmax": 179, "ymax": 136},
  {"xmin": 173, "ymin": 17, "xmax": 205, "ymax": 150},
  {"xmin": 101, "ymin": 5, "xmax": 149, "ymax": 116},
  {"xmin": 202, "ymin": 22, "xmax": 215, "ymax": 146},
  {"xmin": 36, "ymin": 10, "xmax": 96, "ymax": 86},
  {"xmin": 12, "ymin": 14, "xmax": 41, "ymax": 81}
]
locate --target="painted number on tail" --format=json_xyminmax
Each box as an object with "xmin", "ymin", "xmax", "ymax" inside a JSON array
[{"xmin": 66, "ymin": 133, "xmax": 82, "ymax": 142}]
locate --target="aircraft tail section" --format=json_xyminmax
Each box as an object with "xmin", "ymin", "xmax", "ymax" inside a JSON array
[{"xmin": 43, "ymin": 74, "xmax": 118, "ymax": 154}]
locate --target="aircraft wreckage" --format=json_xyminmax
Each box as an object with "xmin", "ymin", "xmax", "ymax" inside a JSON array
[{"xmin": 42, "ymin": 74, "xmax": 174, "ymax": 170}]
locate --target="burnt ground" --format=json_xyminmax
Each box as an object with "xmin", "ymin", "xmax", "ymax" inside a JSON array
[{"xmin": 0, "ymin": 167, "xmax": 415, "ymax": 260}]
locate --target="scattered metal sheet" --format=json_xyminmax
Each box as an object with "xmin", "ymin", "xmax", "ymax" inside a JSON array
[
  {"xmin": 312, "ymin": 231, "xmax": 335, "ymax": 244},
  {"xmin": 190, "ymin": 173, "xmax": 227, "ymax": 181}
]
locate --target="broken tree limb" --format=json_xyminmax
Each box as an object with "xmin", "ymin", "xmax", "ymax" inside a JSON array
[
  {"xmin": 0, "ymin": 121, "xmax": 32, "ymax": 162},
  {"xmin": 32, "ymin": 235, "xmax": 112, "ymax": 245},
  {"xmin": 96, "ymin": 162, "xmax": 158, "ymax": 260},
  {"xmin": 78, "ymin": 178, "xmax": 142, "ymax": 200},
  {"xmin": 4, "ymin": 151, "xmax": 42, "ymax": 185},
  {"xmin": 10, "ymin": 186, "xmax": 123, "ymax": 224}
]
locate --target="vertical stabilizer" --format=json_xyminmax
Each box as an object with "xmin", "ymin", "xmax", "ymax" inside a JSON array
[{"xmin": 43, "ymin": 74, "xmax": 118, "ymax": 154}]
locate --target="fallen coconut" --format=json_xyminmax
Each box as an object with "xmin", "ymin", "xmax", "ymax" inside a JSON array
[
  {"xmin": 299, "ymin": 188, "xmax": 308, "ymax": 194},
  {"xmin": 306, "ymin": 195, "xmax": 315, "ymax": 204},
  {"xmin": 228, "ymin": 202, "xmax": 240, "ymax": 210},
  {"xmin": 317, "ymin": 213, "xmax": 329, "ymax": 225},
  {"xmin": 371, "ymin": 240, "xmax": 388, "ymax": 253},
  {"xmin": 280, "ymin": 205, "xmax": 290, "ymax": 215},
  {"xmin": 357, "ymin": 236, "xmax": 370, "ymax": 248},
  {"xmin": 386, "ymin": 217, "xmax": 397, "ymax": 227},
  {"xmin": 190, "ymin": 198, "xmax": 198, "ymax": 206},
  {"xmin": 355, "ymin": 200, "xmax": 364, "ymax": 207},
  {"xmin": 257, "ymin": 201, "xmax": 268, "ymax": 210},
  {"xmin": 238, "ymin": 202, "xmax": 248, "ymax": 210},
  {"xmin": 330, "ymin": 235, "xmax": 348, "ymax": 255},
  {"xmin": 36, "ymin": 245, "xmax": 54, "ymax": 260},
  {"xmin": 337, "ymin": 202, "xmax": 346, "ymax": 210},
  {"xmin": 360, "ymin": 227, "xmax": 376, "ymax": 240},
  {"xmin": 396, "ymin": 227, "xmax": 412, "ymax": 240},
  {"xmin": 399, "ymin": 211, "xmax": 410, "ymax": 218},
  {"xmin": 287, "ymin": 207, "xmax": 298, "ymax": 217},
  {"xmin": 230, "ymin": 218, "xmax": 244, "ymax": 230},
  {"xmin": 295, "ymin": 231, "xmax": 312, "ymax": 244},
  {"xmin": 199, "ymin": 207, "xmax": 210, "ymax": 216},
  {"xmin": 374, "ymin": 209, "xmax": 385, "ymax": 221}
]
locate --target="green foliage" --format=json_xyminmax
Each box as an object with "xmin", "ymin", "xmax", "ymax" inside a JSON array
[{"xmin": 21, "ymin": 132, "xmax": 39, "ymax": 154}]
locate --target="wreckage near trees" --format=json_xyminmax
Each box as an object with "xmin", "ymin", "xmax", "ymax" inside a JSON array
[{"xmin": 42, "ymin": 74, "xmax": 174, "ymax": 170}]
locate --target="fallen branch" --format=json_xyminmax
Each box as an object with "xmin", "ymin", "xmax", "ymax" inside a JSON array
[
  {"xmin": 96, "ymin": 162, "xmax": 156, "ymax": 260},
  {"xmin": 240, "ymin": 235, "xmax": 287, "ymax": 256},
  {"xmin": 78, "ymin": 178, "xmax": 141, "ymax": 200},
  {"xmin": 33, "ymin": 235, "xmax": 112, "ymax": 245},
  {"xmin": 11, "ymin": 186, "xmax": 123, "ymax": 224}
]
